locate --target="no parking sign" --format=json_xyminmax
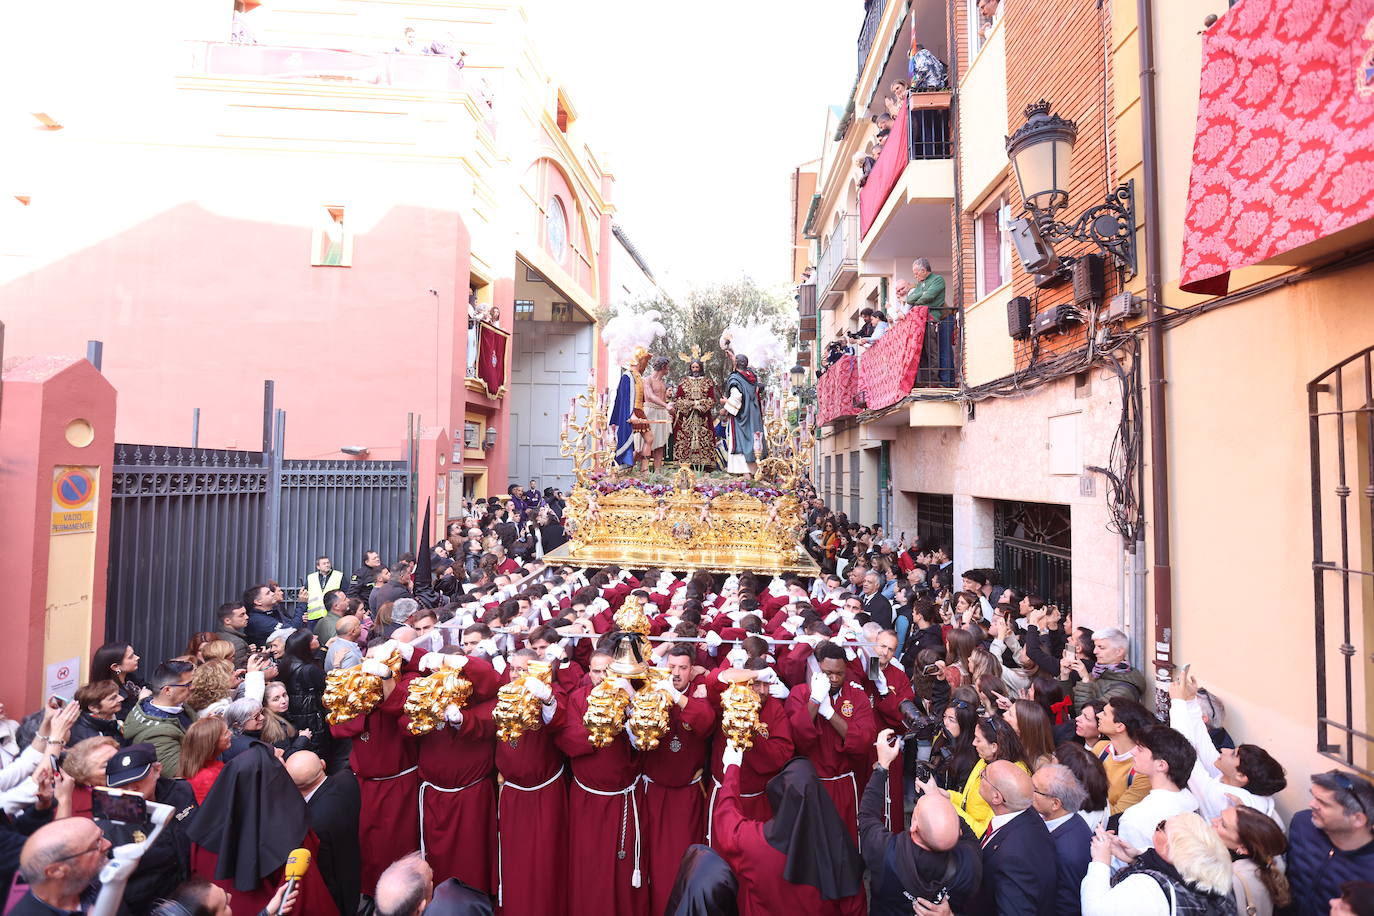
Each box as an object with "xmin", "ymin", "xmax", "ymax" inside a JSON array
[{"xmin": 51, "ymin": 466, "xmax": 97, "ymax": 535}]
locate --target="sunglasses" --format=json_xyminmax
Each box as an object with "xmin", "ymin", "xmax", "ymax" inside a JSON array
[{"xmin": 1329, "ymin": 772, "xmax": 1371, "ymax": 816}]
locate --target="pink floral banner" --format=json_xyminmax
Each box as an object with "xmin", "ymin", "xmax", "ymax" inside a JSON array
[
  {"xmin": 1179, "ymin": 0, "xmax": 1374, "ymax": 294},
  {"xmin": 858, "ymin": 307, "xmax": 929, "ymax": 411},
  {"xmin": 859, "ymin": 105, "xmax": 909, "ymax": 238},
  {"xmin": 816, "ymin": 354, "xmax": 860, "ymax": 425}
]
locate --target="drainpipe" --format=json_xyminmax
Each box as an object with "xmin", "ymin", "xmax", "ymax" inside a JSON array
[{"xmin": 1136, "ymin": 0, "xmax": 1172, "ymax": 686}]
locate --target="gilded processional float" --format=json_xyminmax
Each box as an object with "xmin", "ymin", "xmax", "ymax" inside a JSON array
[{"xmin": 543, "ymin": 310, "xmax": 819, "ymax": 577}]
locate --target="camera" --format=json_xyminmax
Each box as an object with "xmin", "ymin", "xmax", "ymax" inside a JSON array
[{"xmin": 913, "ymin": 760, "xmax": 935, "ymax": 784}]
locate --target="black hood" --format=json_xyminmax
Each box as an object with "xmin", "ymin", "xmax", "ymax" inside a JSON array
[
  {"xmin": 185, "ymin": 742, "xmax": 308, "ymax": 891},
  {"xmin": 664, "ymin": 844, "xmax": 738, "ymax": 916},
  {"xmin": 762, "ymin": 757, "xmax": 863, "ymax": 900}
]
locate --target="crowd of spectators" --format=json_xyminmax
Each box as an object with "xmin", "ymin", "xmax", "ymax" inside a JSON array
[{"xmin": 0, "ymin": 481, "xmax": 1368, "ymax": 915}]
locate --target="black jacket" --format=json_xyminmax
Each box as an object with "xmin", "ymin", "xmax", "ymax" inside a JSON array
[
  {"xmin": 116, "ymin": 778, "xmax": 198, "ymax": 914},
  {"xmin": 0, "ymin": 805, "xmax": 54, "ymax": 900},
  {"xmin": 968, "ymin": 808, "xmax": 1058, "ymax": 916},
  {"xmin": 368, "ymin": 581, "xmax": 411, "ymax": 615},
  {"xmin": 861, "ymin": 592, "xmax": 894, "ymax": 629},
  {"xmin": 280, "ymin": 659, "xmax": 329, "ymax": 758},
  {"xmin": 859, "ymin": 768, "xmax": 981, "ymax": 916},
  {"xmin": 346, "ymin": 565, "xmax": 377, "ymax": 601},
  {"xmin": 307, "ymin": 771, "xmax": 362, "ymax": 915},
  {"xmin": 68, "ymin": 712, "xmax": 124, "ymax": 747},
  {"xmin": 1049, "ymin": 814, "xmax": 1092, "ymax": 916}
]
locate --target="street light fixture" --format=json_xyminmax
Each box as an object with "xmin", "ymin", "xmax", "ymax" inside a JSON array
[{"xmin": 1004, "ymin": 100, "xmax": 1136, "ymax": 277}]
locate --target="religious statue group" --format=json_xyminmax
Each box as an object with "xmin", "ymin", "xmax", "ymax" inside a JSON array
[{"xmin": 610, "ymin": 344, "xmax": 769, "ymax": 476}]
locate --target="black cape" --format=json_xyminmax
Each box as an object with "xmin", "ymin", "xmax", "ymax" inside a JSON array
[
  {"xmin": 762, "ymin": 757, "xmax": 864, "ymax": 901},
  {"xmin": 184, "ymin": 741, "xmax": 309, "ymax": 891},
  {"xmin": 426, "ymin": 878, "xmax": 494, "ymax": 916},
  {"xmin": 663, "ymin": 844, "xmax": 739, "ymax": 916}
]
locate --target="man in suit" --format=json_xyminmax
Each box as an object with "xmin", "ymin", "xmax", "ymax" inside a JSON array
[
  {"xmin": 860, "ymin": 570, "xmax": 894, "ymax": 629},
  {"xmin": 286, "ymin": 750, "xmax": 362, "ymax": 915},
  {"xmin": 1032, "ymin": 763, "xmax": 1092, "ymax": 916},
  {"xmin": 971, "ymin": 760, "xmax": 1057, "ymax": 916}
]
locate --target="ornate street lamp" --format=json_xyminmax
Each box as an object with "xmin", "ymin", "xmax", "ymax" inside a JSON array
[{"xmin": 1004, "ymin": 100, "xmax": 1136, "ymax": 276}]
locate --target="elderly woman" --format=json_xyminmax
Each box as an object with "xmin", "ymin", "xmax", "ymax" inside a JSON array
[
  {"xmin": 67, "ymin": 681, "xmax": 126, "ymax": 746},
  {"xmin": 1082, "ymin": 811, "xmax": 1235, "ymax": 916}
]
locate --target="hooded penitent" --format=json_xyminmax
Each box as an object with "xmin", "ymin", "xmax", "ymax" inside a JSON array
[{"xmin": 761, "ymin": 757, "xmax": 864, "ymax": 901}]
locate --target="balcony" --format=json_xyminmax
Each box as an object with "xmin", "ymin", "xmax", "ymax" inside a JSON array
[
  {"xmin": 798, "ymin": 283, "xmax": 818, "ymax": 342},
  {"xmin": 857, "ymin": 0, "xmax": 889, "ymax": 76},
  {"xmin": 817, "ymin": 212, "xmax": 859, "ymax": 310},
  {"xmin": 859, "ymin": 97, "xmax": 952, "ymax": 239},
  {"xmin": 857, "ymin": 307, "xmax": 939, "ymax": 411},
  {"xmin": 816, "ymin": 354, "xmax": 860, "ymax": 426}
]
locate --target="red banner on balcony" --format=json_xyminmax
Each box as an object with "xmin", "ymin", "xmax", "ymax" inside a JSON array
[
  {"xmin": 475, "ymin": 322, "xmax": 509, "ymax": 398},
  {"xmin": 1179, "ymin": 0, "xmax": 1374, "ymax": 295},
  {"xmin": 859, "ymin": 306, "xmax": 929, "ymax": 411},
  {"xmin": 859, "ymin": 106, "xmax": 909, "ymax": 238},
  {"xmin": 817, "ymin": 354, "xmax": 860, "ymax": 425}
]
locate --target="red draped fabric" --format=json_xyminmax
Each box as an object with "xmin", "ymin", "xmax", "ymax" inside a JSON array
[
  {"xmin": 1179, "ymin": 0, "xmax": 1374, "ymax": 294},
  {"xmin": 476, "ymin": 321, "xmax": 508, "ymax": 397},
  {"xmin": 858, "ymin": 306, "xmax": 928, "ymax": 411},
  {"xmin": 817, "ymin": 354, "xmax": 860, "ymax": 425},
  {"xmin": 859, "ymin": 106, "xmax": 909, "ymax": 237}
]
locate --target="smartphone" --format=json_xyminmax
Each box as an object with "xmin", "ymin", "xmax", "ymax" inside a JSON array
[
  {"xmin": 47, "ymin": 695, "xmax": 67, "ymax": 709},
  {"xmin": 92, "ymin": 786, "xmax": 150, "ymax": 825},
  {"xmin": 921, "ymin": 663, "xmax": 942, "ymax": 676}
]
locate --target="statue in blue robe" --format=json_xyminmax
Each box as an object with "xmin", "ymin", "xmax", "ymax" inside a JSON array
[{"xmin": 722, "ymin": 353, "xmax": 768, "ymax": 475}]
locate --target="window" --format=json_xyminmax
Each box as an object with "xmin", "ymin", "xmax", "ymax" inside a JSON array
[
  {"xmin": 551, "ymin": 301, "xmax": 573, "ymax": 321},
  {"xmin": 546, "ymin": 196, "xmax": 568, "ymax": 263},
  {"xmin": 849, "ymin": 451, "xmax": 861, "ymax": 523},
  {"xmin": 968, "ymin": 0, "xmax": 1003, "ymax": 56},
  {"xmin": 514, "ymin": 299, "xmax": 535, "ymax": 320},
  {"xmin": 992, "ymin": 499, "xmax": 1072, "ymax": 610},
  {"xmin": 311, "ymin": 206, "xmax": 352, "ymax": 267},
  {"xmin": 914, "ymin": 492, "xmax": 954, "ymax": 553},
  {"xmin": 973, "ymin": 198, "xmax": 1012, "ymax": 300},
  {"xmin": 823, "ymin": 455, "xmax": 832, "ymax": 504}
]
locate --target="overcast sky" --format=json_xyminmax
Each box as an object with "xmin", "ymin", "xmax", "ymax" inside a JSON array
[{"xmin": 529, "ymin": 0, "xmax": 859, "ymax": 298}]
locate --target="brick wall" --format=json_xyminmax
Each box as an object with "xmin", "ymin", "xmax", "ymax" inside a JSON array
[{"xmin": 1001, "ymin": 0, "xmax": 1123, "ymax": 372}]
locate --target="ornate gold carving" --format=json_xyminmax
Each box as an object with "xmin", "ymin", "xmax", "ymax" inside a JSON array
[
  {"xmin": 627, "ymin": 668, "xmax": 671, "ymax": 751},
  {"xmin": 720, "ymin": 679, "xmax": 764, "ymax": 750},
  {"xmin": 583, "ymin": 678, "xmax": 632, "ymax": 749},
  {"xmin": 403, "ymin": 666, "xmax": 475, "ymax": 736},
  {"xmin": 493, "ymin": 660, "xmax": 552, "ymax": 744}
]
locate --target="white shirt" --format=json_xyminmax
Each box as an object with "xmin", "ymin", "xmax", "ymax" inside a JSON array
[
  {"xmin": 1081, "ymin": 861, "xmax": 1169, "ymax": 916},
  {"xmin": 1044, "ymin": 812, "xmax": 1076, "ymax": 833},
  {"xmin": 1169, "ymin": 698, "xmax": 1284, "ymax": 829},
  {"xmin": 986, "ymin": 810, "xmax": 1019, "ymax": 836},
  {"xmin": 1116, "ymin": 787, "xmax": 1199, "ymax": 855}
]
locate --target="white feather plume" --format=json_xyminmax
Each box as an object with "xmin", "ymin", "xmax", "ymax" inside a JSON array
[
  {"xmin": 603, "ymin": 309, "xmax": 666, "ymax": 366},
  {"xmin": 721, "ymin": 321, "xmax": 788, "ymax": 371}
]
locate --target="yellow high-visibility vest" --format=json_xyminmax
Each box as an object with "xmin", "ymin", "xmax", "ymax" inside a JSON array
[{"xmin": 305, "ymin": 569, "xmax": 344, "ymax": 621}]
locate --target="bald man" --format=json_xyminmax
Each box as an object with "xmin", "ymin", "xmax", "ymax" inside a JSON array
[
  {"xmin": 374, "ymin": 851, "xmax": 433, "ymax": 916},
  {"xmin": 12, "ymin": 818, "xmax": 110, "ymax": 914},
  {"xmin": 286, "ymin": 751, "xmax": 361, "ymax": 915},
  {"xmin": 861, "ymin": 729, "xmax": 981, "ymax": 915},
  {"xmin": 968, "ymin": 759, "xmax": 1058, "ymax": 916}
]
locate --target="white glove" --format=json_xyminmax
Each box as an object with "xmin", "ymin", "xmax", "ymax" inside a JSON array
[
  {"xmin": 816, "ymin": 693, "xmax": 835, "ymax": 719},
  {"xmin": 809, "ymin": 671, "xmax": 830, "ymax": 703},
  {"xmin": 754, "ymin": 666, "xmax": 778, "ymax": 684},
  {"xmin": 611, "ymin": 677, "xmax": 634, "ymax": 695},
  {"xmin": 726, "ymin": 646, "xmax": 748, "ymax": 668},
  {"xmin": 785, "ymin": 615, "xmax": 803, "ymax": 633},
  {"xmin": 418, "ymin": 652, "xmax": 446, "ymax": 673},
  {"xmin": 823, "ymin": 610, "xmax": 841, "ymax": 626},
  {"xmin": 721, "ymin": 744, "xmax": 744, "ymax": 769},
  {"xmin": 526, "ymin": 678, "xmax": 552, "ymax": 702},
  {"xmin": 361, "ymin": 659, "xmax": 392, "ymax": 678},
  {"xmin": 544, "ymin": 643, "xmax": 566, "ymax": 662},
  {"xmin": 705, "ymin": 630, "xmax": 723, "ymax": 649},
  {"xmin": 491, "ymin": 656, "xmax": 506, "ymax": 676},
  {"xmin": 477, "ymin": 638, "xmax": 500, "ymax": 658},
  {"xmin": 768, "ymin": 682, "xmax": 790, "ymax": 700},
  {"xmin": 873, "ymin": 668, "xmax": 889, "ymax": 696},
  {"xmin": 656, "ymin": 680, "xmax": 683, "ymax": 703},
  {"xmin": 445, "ymin": 704, "xmax": 464, "ymax": 725}
]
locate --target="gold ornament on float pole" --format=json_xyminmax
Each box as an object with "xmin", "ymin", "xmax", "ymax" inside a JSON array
[
  {"xmin": 402, "ymin": 662, "xmax": 475, "ymax": 736},
  {"xmin": 493, "ymin": 659, "xmax": 553, "ymax": 744},
  {"xmin": 322, "ymin": 648, "xmax": 403, "ymax": 725},
  {"xmin": 583, "ymin": 677, "xmax": 633, "ymax": 748},
  {"xmin": 719, "ymin": 673, "xmax": 764, "ymax": 750},
  {"xmin": 627, "ymin": 668, "xmax": 672, "ymax": 751}
]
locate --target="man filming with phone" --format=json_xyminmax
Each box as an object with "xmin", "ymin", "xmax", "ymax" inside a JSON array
[
  {"xmin": 860, "ymin": 729, "xmax": 980, "ymax": 916},
  {"xmin": 97, "ymin": 743, "xmax": 197, "ymax": 913}
]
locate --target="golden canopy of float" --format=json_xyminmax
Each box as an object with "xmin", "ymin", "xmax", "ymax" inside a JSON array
[{"xmin": 543, "ymin": 380, "xmax": 819, "ymax": 576}]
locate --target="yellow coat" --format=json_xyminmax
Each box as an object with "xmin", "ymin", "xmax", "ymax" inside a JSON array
[{"xmin": 948, "ymin": 758, "xmax": 1031, "ymax": 837}]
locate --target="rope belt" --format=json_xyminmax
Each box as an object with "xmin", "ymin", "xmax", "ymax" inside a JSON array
[
  {"xmin": 819, "ymin": 771, "xmax": 860, "ymax": 823},
  {"xmin": 496, "ymin": 764, "xmax": 565, "ymax": 906},
  {"xmin": 640, "ymin": 770, "xmax": 704, "ymax": 788},
  {"xmin": 573, "ymin": 777, "xmax": 643, "ymax": 888},
  {"xmin": 705, "ymin": 776, "xmax": 765, "ymax": 845},
  {"xmin": 418, "ymin": 774, "xmax": 490, "ymax": 860},
  {"xmin": 361, "ymin": 764, "xmax": 418, "ymax": 782}
]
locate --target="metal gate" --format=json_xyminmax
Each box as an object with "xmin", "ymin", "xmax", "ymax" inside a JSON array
[
  {"xmin": 1308, "ymin": 346, "xmax": 1374, "ymax": 777},
  {"xmin": 992, "ymin": 499, "xmax": 1073, "ymax": 611},
  {"xmin": 107, "ymin": 432, "xmax": 413, "ymax": 667}
]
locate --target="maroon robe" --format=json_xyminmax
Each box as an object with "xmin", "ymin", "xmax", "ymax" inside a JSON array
[
  {"xmin": 414, "ymin": 696, "xmax": 498, "ymax": 893},
  {"xmin": 712, "ymin": 766, "xmax": 867, "ymax": 916},
  {"xmin": 329, "ymin": 673, "xmax": 420, "ymax": 895},
  {"xmin": 191, "ymin": 830, "xmax": 338, "ymax": 915},
  {"xmin": 639, "ymin": 693, "xmax": 716, "ymax": 916},
  {"xmin": 493, "ymin": 674, "xmax": 567, "ymax": 916},
  {"xmin": 555, "ymin": 683, "xmax": 648, "ymax": 916},
  {"xmin": 857, "ymin": 658, "xmax": 916, "ymax": 829},
  {"xmin": 785, "ymin": 679, "xmax": 877, "ymax": 841},
  {"xmin": 703, "ymin": 673, "xmax": 796, "ymax": 839}
]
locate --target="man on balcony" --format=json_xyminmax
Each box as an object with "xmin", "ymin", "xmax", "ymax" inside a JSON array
[{"xmin": 905, "ymin": 258, "xmax": 953, "ymax": 386}]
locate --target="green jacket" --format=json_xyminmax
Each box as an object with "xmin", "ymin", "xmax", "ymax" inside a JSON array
[
  {"xmin": 314, "ymin": 612, "xmax": 341, "ymax": 644},
  {"xmin": 1069, "ymin": 665, "xmax": 1151, "ymax": 714},
  {"xmin": 905, "ymin": 273, "xmax": 947, "ymax": 319},
  {"xmin": 122, "ymin": 700, "xmax": 194, "ymax": 774}
]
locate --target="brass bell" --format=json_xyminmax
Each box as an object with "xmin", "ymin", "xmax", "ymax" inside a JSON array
[{"xmin": 608, "ymin": 631, "xmax": 651, "ymax": 680}]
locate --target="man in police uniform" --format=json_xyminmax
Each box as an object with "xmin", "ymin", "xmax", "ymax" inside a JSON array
[
  {"xmin": 348, "ymin": 550, "xmax": 383, "ymax": 601},
  {"xmin": 301, "ymin": 555, "xmax": 345, "ymax": 622},
  {"xmin": 101, "ymin": 743, "xmax": 198, "ymax": 912}
]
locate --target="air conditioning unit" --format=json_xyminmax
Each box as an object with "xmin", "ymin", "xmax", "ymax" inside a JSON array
[
  {"xmin": 1031, "ymin": 305, "xmax": 1080, "ymax": 337},
  {"xmin": 1072, "ymin": 254, "xmax": 1106, "ymax": 306},
  {"xmin": 1007, "ymin": 296, "xmax": 1032, "ymax": 339}
]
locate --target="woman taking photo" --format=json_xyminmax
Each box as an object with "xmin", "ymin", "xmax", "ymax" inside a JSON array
[
  {"xmin": 1082, "ymin": 812, "xmax": 1235, "ymax": 916},
  {"xmin": 278, "ymin": 630, "xmax": 329, "ymax": 759},
  {"xmin": 929, "ymin": 692, "xmax": 980, "ymax": 791},
  {"xmin": 1212, "ymin": 805, "xmax": 1290, "ymax": 916}
]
